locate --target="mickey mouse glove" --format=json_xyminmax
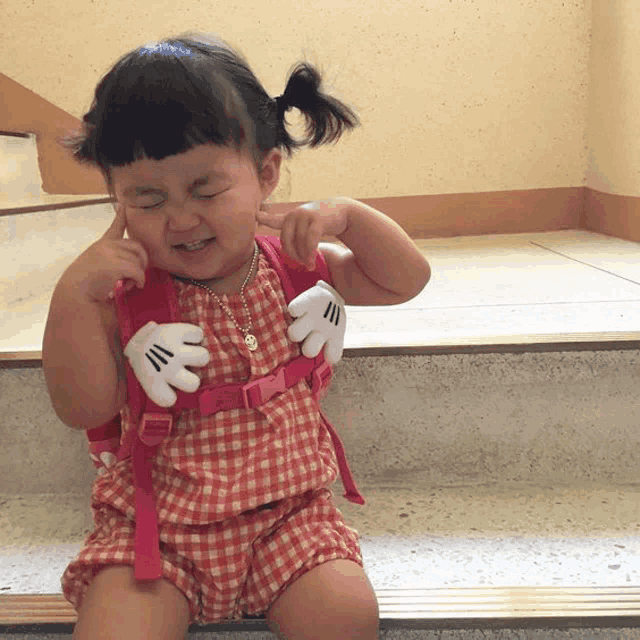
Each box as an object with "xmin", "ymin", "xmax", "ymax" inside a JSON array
[
  {"xmin": 287, "ymin": 280, "xmax": 346, "ymax": 365},
  {"xmin": 123, "ymin": 321, "xmax": 211, "ymax": 407}
]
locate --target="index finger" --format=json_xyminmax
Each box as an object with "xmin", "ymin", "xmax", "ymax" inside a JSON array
[
  {"xmin": 103, "ymin": 202, "xmax": 128, "ymax": 240},
  {"xmin": 255, "ymin": 207, "xmax": 285, "ymax": 230}
]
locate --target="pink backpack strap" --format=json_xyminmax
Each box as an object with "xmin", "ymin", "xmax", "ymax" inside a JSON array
[
  {"xmin": 256, "ymin": 235, "xmax": 364, "ymax": 506},
  {"xmin": 255, "ymin": 235, "xmax": 332, "ymax": 298},
  {"xmin": 114, "ymin": 268, "xmax": 180, "ymax": 580}
]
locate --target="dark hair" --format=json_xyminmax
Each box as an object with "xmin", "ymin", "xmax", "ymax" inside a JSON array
[{"xmin": 67, "ymin": 33, "xmax": 359, "ymax": 180}]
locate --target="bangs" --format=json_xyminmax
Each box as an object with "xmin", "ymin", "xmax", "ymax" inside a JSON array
[{"xmin": 87, "ymin": 42, "xmax": 253, "ymax": 170}]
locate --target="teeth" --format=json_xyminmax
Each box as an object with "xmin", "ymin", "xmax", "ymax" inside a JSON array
[{"xmin": 179, "ymin": 239, "xmax": 209, "ymax": 251}]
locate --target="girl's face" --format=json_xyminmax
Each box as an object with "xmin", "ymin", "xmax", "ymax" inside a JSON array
[{"xmin": 111, "ymin": 143, "xmax": 281, "ymax": 289}]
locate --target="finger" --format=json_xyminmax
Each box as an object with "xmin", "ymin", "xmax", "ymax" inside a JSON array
[
  {"xmin": 278, "ymin": 213, "xmax": 298, "ymax": 263},
  {"xmin": 292, "ymin": 214, "xmax": 311, "ymax": 266},
  {"xmin": 111, "ymin": 278, "xmax": 137, "ymax": 299},
  {"xmin": 301, "ymin": 331, "xmax": 325, "ymax": 358},
  {"xmin": 118, "ymin": 239, "xmax": 150, "ymax": 272},
  {"xmin": 285, "ymin": 212, "xmax": 313, "ymax": 267},
  {"xmin": 114, "ymin": 242, "xmax": 149, "ymax": 286},
  {"xmin": 171, "ymin": 368, "xmax": 202, "ymax": 394},
  {"xmin": 172, "ymin": 323, "xmax": 205, "ymax": 345},
  {"xmin": 181, "ymin": 345, "xmax": 210, "ymax": 367},
  {"xmin": 304, "ymin": 216, "xmax": 323, "ymax": 269},
  {"xmin": 103, "ymin": 202, "xmax": 128, "ymax": 240},
  {"xmin": 325, "ymin": 338, "xmax": 343, "ymax": 365},
  {"xmin": 287, "ymin": 314, "xmax": 315, "ymax": 342},
  {"xmin": 256, "ymin": 207, "xmax": 285, "ymax": 230},
  {"xmin": 117, "ymin": 263, "xmax": 146, "ymax": 290},
  {"xmin": 287, "ymin": 288, "xmax": 314, "ymax": 317}
]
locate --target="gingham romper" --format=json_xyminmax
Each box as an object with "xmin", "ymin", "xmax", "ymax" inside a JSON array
[{"xmin": 61, "ymin": 248, "xmax": 362, "ymax": 623}]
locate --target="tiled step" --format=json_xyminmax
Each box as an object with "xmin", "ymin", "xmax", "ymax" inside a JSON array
[
  {"xmin": 0, "ymin": 132, "xmax": 109, "ymax": 216},
  {"xmin": 0, "ymin": 133, "xmax": 41, "ymax": 203},
  {"xmin": 4, "ymin": 487, "xmax": 640, "ymax": 635}
]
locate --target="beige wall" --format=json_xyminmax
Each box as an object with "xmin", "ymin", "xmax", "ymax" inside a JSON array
[
  {"xmin": 1, "ymin": 0, "xmax": 590, "ymax": 202},
  {"xmin": 587, "ymin": 0, "xmax": 640, "ymax": 197}
]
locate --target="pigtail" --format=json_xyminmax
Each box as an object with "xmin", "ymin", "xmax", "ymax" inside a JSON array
[{"xmin": 275, "ymin": 63, "xmax": 359, "ymax": 154}]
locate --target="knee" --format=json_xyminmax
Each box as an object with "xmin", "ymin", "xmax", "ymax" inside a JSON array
[
  {"xmin": 267, "ymin": 560, "xmax": 380, "ymax": 639},
  {"xmin": 335, "ymin": 590, "xmax": 379, "ymax": 639},
  {"xmin": 269, "ymin": 596, "xmax": 379, "ymax": 640}
]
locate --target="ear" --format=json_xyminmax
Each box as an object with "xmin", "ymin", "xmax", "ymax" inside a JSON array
[{"xmin": 258, "ymin": 149, "xmax": 282, "ymax": 200}]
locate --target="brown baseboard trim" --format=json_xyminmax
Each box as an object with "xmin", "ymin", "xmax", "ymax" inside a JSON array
[
  {"xmin": 584, "ymin": 188, "xmax": 640, "ymax": 243},
  {"xmin": 267, "ymin": 187, "xmax": 585, "ymax": 239},
  {"xmin": 0, "ymin": 130, "xmax": 30, "ymax": 138},
  {"xmin": 0, "ymin": 196, "xmax": 111, "ymax": 216},
  {"xmin": 3, "ymin": 187, "xmax": 634, "ymax": 246}
]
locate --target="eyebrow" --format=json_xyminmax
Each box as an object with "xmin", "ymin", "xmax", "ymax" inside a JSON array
[{"xmin": 123, "ymin": 172, "xmax": 228, "ymax": 197}]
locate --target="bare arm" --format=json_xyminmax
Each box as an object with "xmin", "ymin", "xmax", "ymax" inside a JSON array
[
  {"xmin": 320, "ymin": 199, "xmax": 430, "ymax": 306},
  {"xmin": 257, "ymin": 197, "xmax": 431, "ymax": 306},
  {"xmin": 42, "ymin": 204, "xmax": 147, "ymax": 430},
  {"xmin": 43, "ymin": 279, "xmax": 126, "ymax": 430}
]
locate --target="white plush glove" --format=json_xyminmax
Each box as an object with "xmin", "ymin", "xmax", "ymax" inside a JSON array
[
  {"xmin": 287, "ymin": 280, "xmax": 346, "ymax": 364},
  {"xmin": 123, "ymin": 321, "xmax": 211, "ymax": 407}
]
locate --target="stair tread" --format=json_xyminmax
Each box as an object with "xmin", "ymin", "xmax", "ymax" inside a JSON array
[
  {"xmin": 4, "ymin": 229, "xmax": 640, "ymax": 360},
  {"xmin": 2, "ymin": 486, "xmax": 640, "ymax": 598}
]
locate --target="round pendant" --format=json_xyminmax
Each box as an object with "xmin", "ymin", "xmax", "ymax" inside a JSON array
[{"xmin": 244, "ymin": 334, "xmax": 258, "ymax": 351}]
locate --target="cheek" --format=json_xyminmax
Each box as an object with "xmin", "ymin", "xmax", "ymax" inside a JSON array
[{"xmin": 125, "ymin": 216, "xmax": 158, "ymax": 248}]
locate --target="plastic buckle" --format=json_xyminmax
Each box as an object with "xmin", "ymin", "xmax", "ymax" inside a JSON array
[
  {"xmin": 199, "ymin": 385, "xmax": 241, "ymax": 416},
  {"xmin": 242, "ymin": 367, "xmax": 287, "ymax": 408},
  {"xmin": 138, "ymin": 413, "xmax": 172, "ymax": 446},
  {"xmin": 311, "ymin": 361, "xmax": 332, "ymax": 397}
]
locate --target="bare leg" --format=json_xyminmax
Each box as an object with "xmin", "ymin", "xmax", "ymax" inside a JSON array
[
  {"xmin": 267, "ymin": 559, "xmax": 379, "ymax": 640},
  {"xmin": 72, "ymin": 565, "xmax": 191, "ymax": 640}
]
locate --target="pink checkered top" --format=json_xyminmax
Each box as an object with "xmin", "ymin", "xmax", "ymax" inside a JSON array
[{"xmin": 92, "ymin": 250, "xmax": 340, "ymax": 525}]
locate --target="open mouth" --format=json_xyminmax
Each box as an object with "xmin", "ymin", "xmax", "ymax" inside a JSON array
[{"xmin": 173, "ymin": 238, "xmax": 215, "ymax": 253}]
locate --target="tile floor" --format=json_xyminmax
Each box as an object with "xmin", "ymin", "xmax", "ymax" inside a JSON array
[
  {"xmin": 346, "ymin": 230, "xmax": 640, "ymax": 349},
  {"xmin": 4, "ymin": 485, "xmax": 640, "ymax": 595},
  {"xmin": 3, "ymin": 226, "xmax": 640, "ymax": 354}
]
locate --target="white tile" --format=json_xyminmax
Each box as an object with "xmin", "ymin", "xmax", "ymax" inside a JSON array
[
  {"xmin": 346, "ymin": 301, "xmax": 640, "ymax": 348},
  {"xmin": 4, "ymin": 229, "xmax": 640, "ymax": 353}
]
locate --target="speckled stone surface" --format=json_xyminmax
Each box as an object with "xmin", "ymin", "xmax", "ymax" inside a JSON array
[
  {"xmin": 323, "ymin": 349, "xmax": 640, "ymax": 488},
  {"xmin": 5, "ymin": 348, "xmax": 640, "ymax": 494},
  {"xmin": 4, "ymin": 485, "xmax": 640, "ymax": 595}
]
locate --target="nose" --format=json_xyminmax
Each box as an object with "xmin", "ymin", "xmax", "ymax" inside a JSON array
[{"xmin": 165, "ymin": 200, "xmax": 201, "ymax": 231}]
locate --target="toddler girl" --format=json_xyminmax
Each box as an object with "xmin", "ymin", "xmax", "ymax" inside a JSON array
[{"xmin": 43, "ymin": 33, "xmax": 430, "ymax": 640}]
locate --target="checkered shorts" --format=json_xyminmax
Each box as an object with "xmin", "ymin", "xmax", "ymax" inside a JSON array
[{"xmin": 61, "ymin": 488, "xmax": 362, "ymax": 623}]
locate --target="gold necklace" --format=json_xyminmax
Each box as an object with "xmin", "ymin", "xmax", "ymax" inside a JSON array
[{"xmin": 181, "ymin": 243, "xmax": 259, "ymax": 351}]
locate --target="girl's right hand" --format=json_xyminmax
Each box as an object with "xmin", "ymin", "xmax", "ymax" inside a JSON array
[{"xmin": 61, "ymin": 203, "xmax": 149, "ymax": 304}]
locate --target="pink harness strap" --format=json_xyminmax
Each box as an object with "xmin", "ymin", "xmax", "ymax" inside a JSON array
[{"xmin": 130, "ymin": 353, "xmax": 364, "ymax": 581}]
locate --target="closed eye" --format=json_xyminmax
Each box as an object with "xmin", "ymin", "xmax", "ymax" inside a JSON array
[
  {"xmin": 133, "ymin": 188, "xmax": 227, "ymax": 209},
  {"xmin": 195, "ymin": 190, "xmax": 225, "ymax": 200},
  {"xmin": 138, "ymin": 200, "xmax": 164, "ymax": 210}
]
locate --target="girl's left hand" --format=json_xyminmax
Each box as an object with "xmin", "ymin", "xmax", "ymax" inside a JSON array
[{"xmin": 256, "ymin": 197, "xmax": 353, "ymax": 269}]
